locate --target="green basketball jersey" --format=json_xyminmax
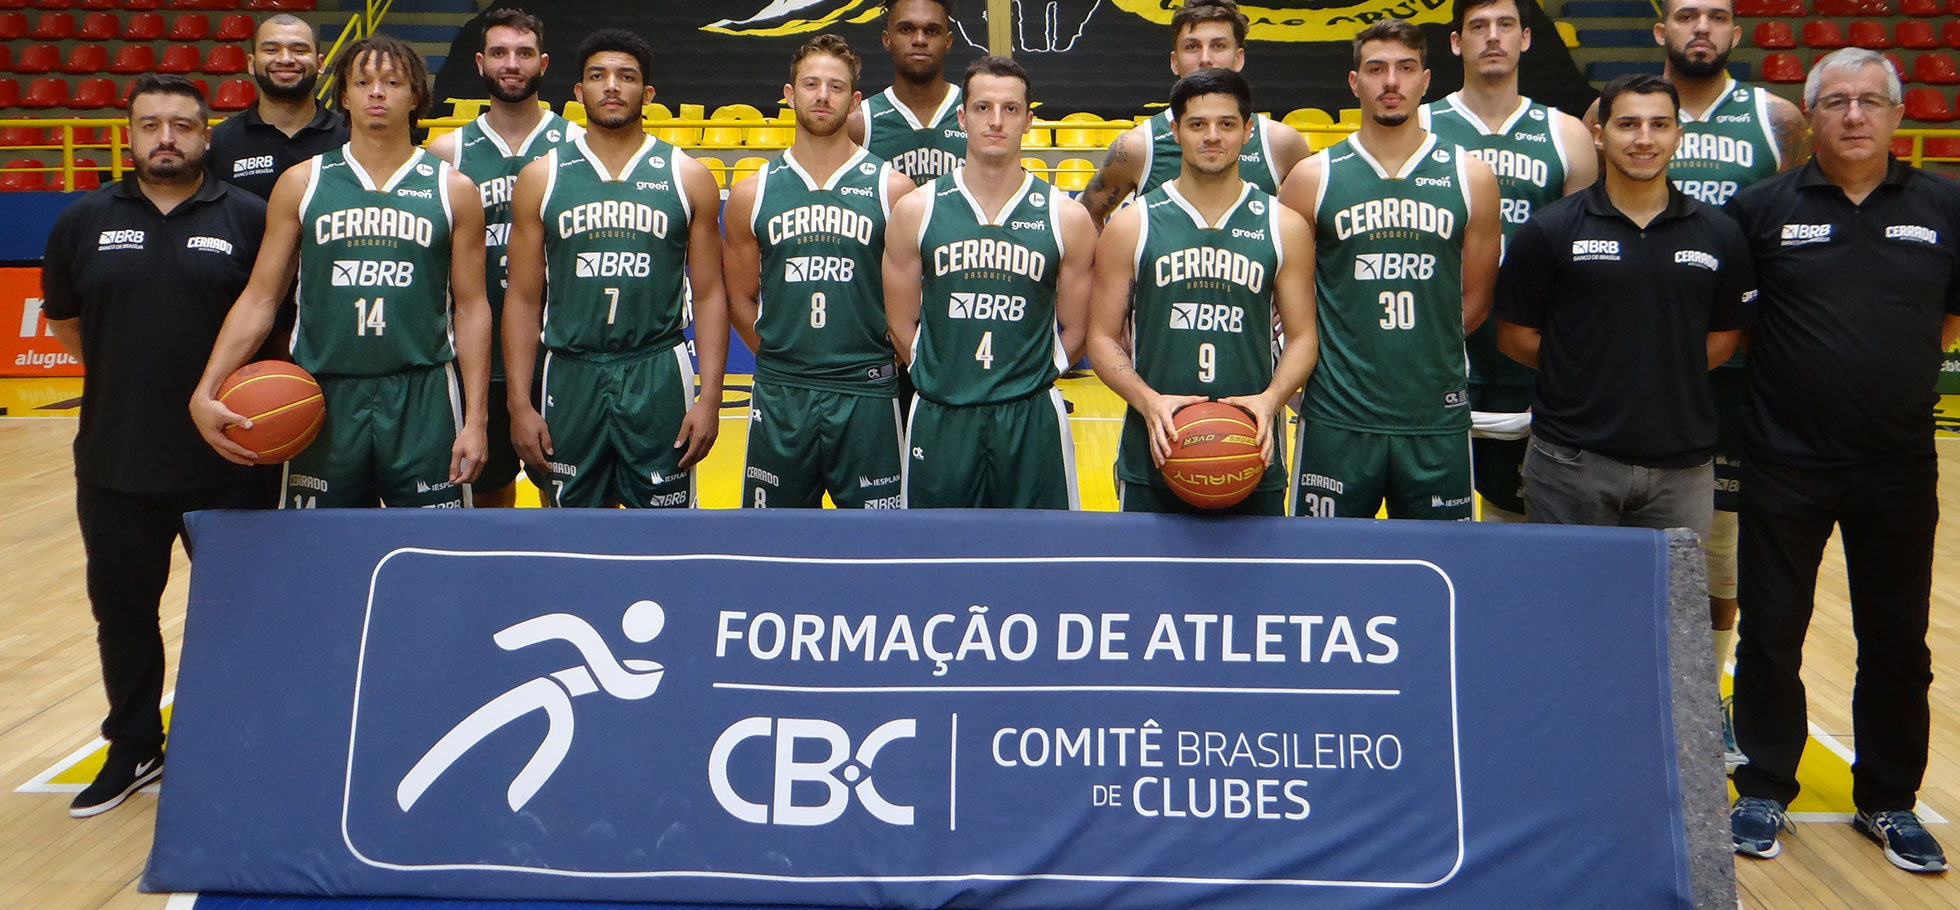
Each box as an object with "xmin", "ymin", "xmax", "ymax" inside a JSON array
[
  {"xmin": 1116, "ymin": 181, "xmax": 1286, "ymax": 490},
  {"xmin": 1672, "ymin": 79, "xmax": 1782, "ymax": 207},
  {"xmin": 1422, "ymin": 93, "xmax": 1570, "ymax": 394},
  {"xmin": 448, "ymin": 111, "xmax": 577, "ymax": 379},
  {"xmin": 751, "ymin": 147, "xmax": 899, "ymax": 396},
  {"xmin": 1305, "ymin": 134, "xmax": 1473, "ymax": 435},
  {"xmin": 293, "ymin": 145, "xmax": 455, "ymax": 378},
  {"xmin": 538, "ymin": 135, "xmax": 692, "ymax": 356},
  {"xmin": 862, "ymin": 85, "xmax": 965, "ymax": 186},
  {"xmin": 1139, "ymin": 110, "xmax": 1284, "ymax": 197},
  {"xmin": 910, "ymin": 168, "xmax": 1068, "ymax": 406}
]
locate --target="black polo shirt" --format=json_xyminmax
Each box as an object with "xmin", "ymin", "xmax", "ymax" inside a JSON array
[
  {"xmin": 205, "ymin": 100, "xmax": 347, "ymax": 199},
  {"xmin": 1496, "ymin": 182, "xmax": 1755, "ymax": 467},
  {"xmin": 1726, "ymin": 157, "xmax": 1960, "ymax": 467},
  {"xmin": 41, "ymin": 174, "xmax": 267, "ymax": 493}
]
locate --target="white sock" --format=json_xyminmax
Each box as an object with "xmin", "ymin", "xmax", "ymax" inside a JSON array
[{"xmin": 1715, "ymin": 627, "xmax": 1736, "ymax": 679}]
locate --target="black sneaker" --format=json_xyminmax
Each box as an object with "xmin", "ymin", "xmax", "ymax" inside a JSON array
[
  {"xmin": 69, "ymin": 749, "xmax": 162, "ymax": 819},
  {"xmin": 1855, "ymin": 809, "xmax": 1950, "ymax": 873}
]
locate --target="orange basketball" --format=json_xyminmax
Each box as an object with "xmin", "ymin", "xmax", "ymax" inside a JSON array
[
  {"xmin": 215, "ymin": 360, "xmax": 325, "ymax": 463},
  {"xmin": 1161, "ymin": 401, "xmax": 1265, "ymax": 509}
]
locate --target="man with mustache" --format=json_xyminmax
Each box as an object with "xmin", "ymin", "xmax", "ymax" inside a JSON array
[
  {"xmin": 1278, "ymin": 19, "xmax": 1501, "ymax": 521},
  {"xmin": 427, "ymin": 8, "xmax": 582, "ymax": 508},
  {"xmin": 41, "ymin": 75, "xmax": 271, "ymax": 816},
  {"xmin": 206, "ymin": 14, "xmax": 348, "ymax": 200}
]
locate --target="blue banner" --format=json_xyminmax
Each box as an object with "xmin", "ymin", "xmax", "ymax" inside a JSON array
[{"xmin": 148, "ymin": 511, "xmax": 1690, "ymax": 908}]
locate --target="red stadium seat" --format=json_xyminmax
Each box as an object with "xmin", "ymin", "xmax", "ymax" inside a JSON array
[
  {"xmin": 1888, "ymin": 51, "xmax": 1910, "ymax": 81},
  {"xmin": 0, "ymin": 11, "xmax": 23, "ymax": 36},
  {"xmin": 77, "ymin": 0, "xmax": 114, "ymax": 7},
  {"xmin": 1903, "ymin": 0, "xmax": 1941, "ymax": 11},
  {"xmin": 1813, "ymin": 0, "xmax": 1864, "ymax": 11},
  {"xmin": 0, "ymin": 158, "xmax": 47, "ymax": 191},
  {"xmin": 20, "ymin": 77, "xmax": 68, "ymax": 108},
  {"xmin": 1898, "ymin": 19, "xmax": 1939, "ymax": 48},
  {"xmin": 172, "ymin": 0, "xmax": 238, "ymax": 8},
  {"xmin": 1926, "ymin": 137, "xmax": 1960, "ymax": 158},
  {"xmin": 1892, "ymin": 135, "xmax": 1917, "ymax": 156},
  {"xmin": 60, "ymin": 158, "xmax": 100, "ymax": 191},
  {"xmin": 70, "ymin": 75, "xmax": 114, "ymax": 108},
  {"xmin": 14, "ymin": 44, "xmax": 59, "ymax": 74},
  {"xmin": 157, "ymin": 43, "xmax": 198, "ymax": 73},
  {"xmin": 32, "ymin": 0, "xmax": 74, "ymax": 7},
  {"xmin": 0, "ymin": 78, "xmax": 17, "ymax": 108},
  {"xmin": 60, "ymin": 43, "xmax": 107, "ymax": 73},
  {"xmin": 211, "ymin": 77, "xmax": 252, "ymax": 111},
  {"xmin": 0, "ymin": 0, "xmax": 26, "ymax": 8},
  {"xmin": 76, "ymin": 9, "xmax": 112, "ymax": 36},
  {"xmin": 1848, "ymin": 21, "xmax": 1892, "ymax": 48},
  {"xmin": 203, "ymin": 43, "xmax": 243, "ymax": 73},
  {"xmin": 1916, "ymin": 51, "xmax": 1960, "ymax": 83},
  {"xmin": 109, "ymin": 43, "xmax": 151, "ymax": 73},
  {"xmin": 0, "ymin": 46, "xmax": 10, "ymax": 71},
  {"xmin": 1802, "ymin": 21, "xmax": 1847, "ymax": 48},
  {"xmin": 1944, "ymin": 20, "xmax": 1960, "ymax": 48},
  {"xmin": 0, "ymin": 126, "xmax": 42, "ymax": 145},
  {"xmin": 213, "ymin": 10, "xmax": 247, "ymax": 39},
  {"xmin": 1753, "ymin": 21, "xmax": 1796, "ymax": 49},
  {"xmin": 1759, "ymin": 52, "xmax": 1806, "ymax": 82},
  {"xmin": 123, "ymin": 0, "xmax": 161, "ymax": 8},
  {"xmin": 1905, "ymin": 86, "xmax": 1957, "ymax": 119},
  {"xmin": 246, "ymin": 0, "xmax": 314, "ymax": 8},
  {"xmin": 29, "ymin": 9, "xmax": 72, "ymax": 37},
  {"xmin": 1950, "ymin": 0, "xmax": 1960, "ymax": 13},
  {"xmin": 164, "ymin": 11, "xmax": 205, "ymax": 39},
  {"xmin": 120, "ymin": 10, "xmax": 160, "ymax": 37}
]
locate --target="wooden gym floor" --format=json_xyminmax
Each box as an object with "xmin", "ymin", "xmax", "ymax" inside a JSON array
[{"xmin": 1, "ymin": 379, "xmax": 1958, "ymax": 908}]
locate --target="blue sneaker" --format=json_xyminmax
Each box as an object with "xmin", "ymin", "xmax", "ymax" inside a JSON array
[
  {"xmin": 1721, "ymin": 695, "xmax": 1747, "ymax": 773},
  {"xmin": 1855, "ymin": 809, "xmax": 1949, "ymax": 873},
  {"xmin": 1731, "ymin": 796, "xmax": 1790, "ymax": 859}
]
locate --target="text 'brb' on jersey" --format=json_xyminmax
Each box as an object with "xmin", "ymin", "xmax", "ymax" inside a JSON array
[
  {"xmin": 862, "ymin": 85, "xmax": 966, "ymax": 186},
  {"xmin": 1119, "ymin": 181, "xmax": 1286, "ymax": 489},
  {"xmin": 911, "ymin": 168, "xmax": 1068, "ymax": 406},
  {"xmin": 451, "ymin": 111, "xmax": 576, "ymax": 378},
  {"xmin": 294, "ymin": 145, "xmax": 455, "ymax": 378},
  {"xmin": 539, "ymin": 135, "xmax": 692, "ymax": 356},
  {"xmin": 1140, "ymin": 110, "xmax": 1283, "ymax": 197},
  {"xmin": 752, "ymin": 147, "xmax": 898, "ymax": 395},
  {"xmin": 1307, "ymin": 135, "xmax": 1472, "ymax": 434},
  {"xmin": 1674, "ymin": 79, "xmax": 1781, "ymax": 207},
  {"xmin": 1422, "ymin": 93, "xmax": 1568, "ymax": 392}
]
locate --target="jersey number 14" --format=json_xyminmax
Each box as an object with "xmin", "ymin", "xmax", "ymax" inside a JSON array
[{"xmin": 354, "ymin": 297, "xmax": 387, "ymax": 336}]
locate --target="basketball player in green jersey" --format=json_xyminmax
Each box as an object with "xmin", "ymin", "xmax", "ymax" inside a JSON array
[
  {"xmin": 884, "ymin": 56, "xmax": 1098, "ymax": 509},
  {"xmin": 1422, "ymin": 0, "xmax": 1595, "ymax": 524},
  {"xmin": 1087, "ymin": 68, "xmax": 1317, "ymax": 515},
  {"xmin": 191, "ymin": 36, "xmax": 490, "ymax": 508},
  {"xmin": 1580, "ymin": 0, "xmax": 1807, "ymax": 754},
  {"xmin": 1278, "ymin": 19, "xmax": 1502, "ymax": 521},
  {"xmin": 1079, "ymin": 0, "xmax": 1311, "ymax": 229},
  {"xmin": 500, "ymin": 30, "xmax": 728, "ymax": 509},
  {"xmin": 724, "ymin": 34, "xmax": 918, "ymax": 509},
  {"xmin": 426, "ymin": 7, "xmax": 580, "ymax": 507},
  {"xmin": 848, "ymin": 0, "xmax": 966, "ymax": 186}
]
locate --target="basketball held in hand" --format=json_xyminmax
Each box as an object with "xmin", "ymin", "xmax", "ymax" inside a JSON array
[
  {"xmin": 215, "ymin": 361, "xmax": 325, "ymax": 463},
  {"xmin": 1161, "ymin": 401, "xmax": 1265, "ymax": 509}
]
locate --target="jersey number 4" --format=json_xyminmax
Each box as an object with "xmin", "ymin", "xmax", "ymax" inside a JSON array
[{"xmin": 354, "ymin": 297, "xmax": 387, "ymax": 336}]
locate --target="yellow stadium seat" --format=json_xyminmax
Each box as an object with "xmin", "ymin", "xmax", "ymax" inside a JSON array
[
  {"xmin": 746, "ymin": 109, "xmax": 794, "ymax": 149},
  {"xmin": 1337, "ymin": 108, "xmax": 1362, "ymax": 125},
  {"xmin": 657, "ymin": 103, "xmax": 704, "ymax": 147},
  {"xmin": 446, "ymin": 98, "xmax": 488, "ymax": 121},
  {"xmin": 561, "ymin": 100, "xmax": 587, "ymax": 126},
  {"xmin": 692, "ymin": 154, "xmax": 726, "ymax": 187},
  {"xmin": 1052, "ymin": 156, "xmax": 1094, "ymax": 191},
  {"xmin": 1053, "ymin": 112, "xmax": 1121, "ymax": 150},
  {"xmin": 1282, "ymin": 107, "xmax": 1342, "ymax": 152},
  {"xmin": 1022, "ymin": 124, "xmax": 1051, "ymax": 149},
  {"xmin": 1557, "ymin": 21, "xmax": 1578, "ymax": 49},
  {"xmin": 1021, "ymin": 156, "xmax": 1049, "ymax": 181},
  {"xmin": 704, "ymin": 103, "xmax": 761, "ymax": 149},
  {"xmin": 731, "ymin": 155, "xmax": 770, "ymax": 185}
]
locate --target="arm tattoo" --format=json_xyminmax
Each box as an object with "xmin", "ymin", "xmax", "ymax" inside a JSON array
[{"xmin": 1770, "ymin": 101, "xmax": 1812, "ymax": 172}]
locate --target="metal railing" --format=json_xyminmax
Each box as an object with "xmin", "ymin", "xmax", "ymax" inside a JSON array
[{"xmin": 315, "ymin": 0, "xmax": 399, "ymax": 100}]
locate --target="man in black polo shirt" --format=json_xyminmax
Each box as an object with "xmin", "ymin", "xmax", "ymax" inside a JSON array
[
  {"xmin": 205, "ymin": 13, "xmax": 347, "ymax": 199},
  {"xmin": 1726, "ymin": 47, "xmax": 1960, "ymax": 874},
  {"xmin": 1495, "ymin": 73, "xmax": 1752, "ymax": 542},
  {"xmin": 41, "ymin": 74, "xmax": 270, "ymax": 818}
]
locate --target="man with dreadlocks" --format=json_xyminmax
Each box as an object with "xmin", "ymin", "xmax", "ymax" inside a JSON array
[{"xmin": 192, "ymin": 34, "xmax": 492, "ymax": 508}]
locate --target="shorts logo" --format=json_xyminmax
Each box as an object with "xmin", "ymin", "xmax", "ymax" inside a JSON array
[
  {"xmin": 1673, "ymin": 249, "xmax": 1719, "ymax": 271},
  {"xmin": 1248, "ymin": 199, "xmax": 1265, "ymax": 215},
  {"xmin": 911, "ymin": 446, "xmax": 925, "ymax": 460},
  {"xmin": 1779, "ymin": 223, "xmax": 1832, "ymax": 246},
  {"xmin": 859, "ymin": 474, "xmax": 899, "ymax": 488},
  {"xmin": 1887, "ymin": 224, "xmax": 1939, "ymax": 244},
  {"xmin": 1740, "ymin": 289, "xmax": 1759, "ymax": 304},
  {"xmin": 186, "ymin": 235, "xmax": 234, "ymax": 255},
  {"xmin": 396, "ymin": 602, "xmax": 667, "ymax": 813}
]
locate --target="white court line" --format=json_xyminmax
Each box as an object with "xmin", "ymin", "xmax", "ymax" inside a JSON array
[{"xmin": 16, "ymin": 692, "xmax": 173, "ymax": 794}]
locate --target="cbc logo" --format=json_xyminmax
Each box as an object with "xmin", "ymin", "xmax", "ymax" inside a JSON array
[{"xmin": 708, "ymin": 717, "xmax": 918, "ymax": 826}]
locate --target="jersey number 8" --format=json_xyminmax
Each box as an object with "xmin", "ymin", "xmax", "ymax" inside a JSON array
[{"xmin": 810, "ymin": 291, "xmax": 827, "ymax": 329}]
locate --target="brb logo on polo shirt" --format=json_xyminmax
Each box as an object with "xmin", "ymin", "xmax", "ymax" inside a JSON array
[
  {"xmin": 1780, "ymin": 223, "xmax": 1832, "ymax": 246},
  {"xmin": 1570, "ymin": 239, "xmax": 1620, "ymax": 262}
]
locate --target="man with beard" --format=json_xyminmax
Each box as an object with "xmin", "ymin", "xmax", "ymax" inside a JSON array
[
  {"xmin": 1079, "ymin": 0, "xmax": 1310, "ymax": 229},
  {"xmin": 848, "ymin": 0, "xmax": 965, "ymax": 185},
  {"xmin": 1587, "ymin": 0, "xmax": 1809, "ymax": 772},
  {"xmin": 1086, "ymin": 68, "xmax": 1317, "ymax": 515},
  {"xmin": 427, "ymin": 8, "xmax": 581, "ymax": 508},
  {"xmin": 1421, "ymin": 0, "xmax": 1595, "ymax": 525},
  {"xmin": 500, "ymin": 29, "xmax": 728, "ymax": 508},
  {"xmin": 190, "ymin": 36, "xmax": 491, "ymax": 509},
  {"xmin": 724, "ymin": 34, "xmax": 917, "ymax": 508},
  {"xmin": 206, "ymin": 14, "xmax": 348, "ymax": 199},
  {"xmin": 1277, "ymin": 19, "xmax": 1501, "ymax": 521},
  {"xmin": 40, "ymin": 75, "xmax": 271, "ymax": 817}
]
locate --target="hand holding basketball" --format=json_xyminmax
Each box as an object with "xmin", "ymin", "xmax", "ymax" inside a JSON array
[
  {"xmin": 1143, "ymin": 392, "xmax": 1208, "ymax": 466},
  {"xmin": 211, "ymin": 361, "xmax": 325, "ymax": 463},
  {"xmin": 1161, "ymin": 401, "xmax": 1267, "ymax": 509}
]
